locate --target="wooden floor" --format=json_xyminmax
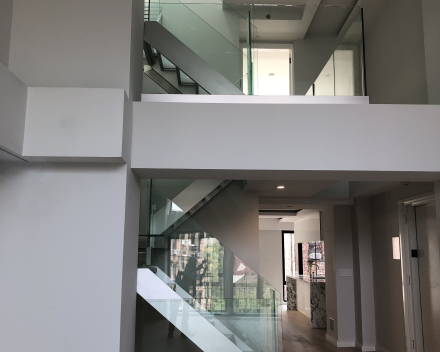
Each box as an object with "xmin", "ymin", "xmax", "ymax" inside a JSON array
[{"xmin": 282, "ymin": 306, "xmax": 358, "ymax": 352}]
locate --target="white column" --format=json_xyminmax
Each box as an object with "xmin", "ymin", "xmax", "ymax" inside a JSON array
[
  {"xmin": 352, "ymin": 199, "xmax": 377, "ymax": 350},
  {"xmin": 333, "ymin": 205, "xmax": 356, "ymax": 347},
  {"xmin": 0, "ymin": 163, "xmax": 140, "ymax": 352}
]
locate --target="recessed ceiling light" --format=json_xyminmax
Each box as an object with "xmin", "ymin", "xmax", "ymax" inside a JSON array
[{"xmin": 277, "ymin": 185, "xmax": 285, "ymax": 189}]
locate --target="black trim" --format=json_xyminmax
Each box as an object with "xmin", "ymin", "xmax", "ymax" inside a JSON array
[
  {"xmin": 361, "ymin": 8, "xmax": 368, "ymax": 97},
  {"xmin": 259, "ymin": 210, "xmax": 300, "ymax": 214},
  {"xmin": 281, "ymin": 230, "xmax": 294, "ymax": 302},
  {"xmin": 176, "ymin": 68, "xmax": 196, "ymax": 87},
  {"xmin": 144, "ymin": 42, "xmax": 156, "ymax": 66}
]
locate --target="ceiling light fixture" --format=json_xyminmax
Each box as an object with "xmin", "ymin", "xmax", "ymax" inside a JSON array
[{"xmin": 277, "ymin": 185, "xmax": 285, "ymax": 189}]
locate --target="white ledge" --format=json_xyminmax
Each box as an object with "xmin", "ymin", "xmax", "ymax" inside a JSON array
[{"xmin": 141, "ymin": 94, "xmax": 370, "ymax": 105}]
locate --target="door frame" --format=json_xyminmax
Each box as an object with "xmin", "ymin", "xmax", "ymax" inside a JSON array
[{"xmin": 398, "ymin": 192, "xmax": 435, "ymax": 352}]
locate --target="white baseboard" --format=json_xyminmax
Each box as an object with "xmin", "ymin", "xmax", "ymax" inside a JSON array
[
  {"xmin": 355, "ymin": 341, "xmax": 377, "ymax": 351},
  {"xmin": 325, "ymin": 334, "xmax": 356, "ymax": 348}
]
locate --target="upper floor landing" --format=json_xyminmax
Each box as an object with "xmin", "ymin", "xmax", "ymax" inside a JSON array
[{"xmin": 1, "ymin": 0, "xmax": 440, "ymax": 172}]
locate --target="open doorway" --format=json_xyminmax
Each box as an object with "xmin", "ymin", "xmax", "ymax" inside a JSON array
[
  {"xmin": 243, "ymin": 45, "xmax": 293, "ymax": 95},
  {"xmin": 259, "ymin": 209, "xmax": 326, "ymax": 329},
  {"xmin": 398, "ymin": 192, "xmax": 440, "ymax": 352}
]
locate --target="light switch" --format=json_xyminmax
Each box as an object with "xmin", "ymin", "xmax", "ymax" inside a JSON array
[{"xmin": 339, "ymin": 269, "xmax": 352, "ymax": 277}]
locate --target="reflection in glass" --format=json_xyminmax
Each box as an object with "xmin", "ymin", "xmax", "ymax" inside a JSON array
[{"xmin": 138, "ymin": 181, "xmax": 283, "ymax": 352}]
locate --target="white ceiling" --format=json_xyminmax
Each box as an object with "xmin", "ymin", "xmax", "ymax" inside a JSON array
[
  {"xmin": 244, "ymin": 180, "xmax": 338, "ymax": 197},
  {"xmin": 259, "ymin": 217, "xmax": 296, "ymax": 230},
  {"xmin": 260, "ymin": 208, "xmax": 319, "ymax": 221},
  {"xmin": 237, "ymin": 3, "xmax": 319, "ymax": 42},
  {"xmin": 229, "ymin": 0, "xmax": 360, "ymax": 42},
  {"xmin": 259, "ymin": 209, "xmax": 319, "ymax": 230}
]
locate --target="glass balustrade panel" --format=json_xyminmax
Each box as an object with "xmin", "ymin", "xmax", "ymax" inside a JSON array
[
  {"xmin": 234, "ymin": 4, "xmax": 365, "ymax": 97},
  {"xmin": 139, "ymin": 183, "xmax": 283, "ymax": 351},
  {"xmin": 144, "ymin": 0, "xmax": 256, "ymax": 94}
]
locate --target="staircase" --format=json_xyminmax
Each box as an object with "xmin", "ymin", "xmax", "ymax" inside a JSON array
[
  {"xmin": 150, "ymin": 180, "xmax": 231, "ymax": 236},
  {"xmin": 144, "ymin": 22, "xmax": 244, "ymax": 95},
  {"xmin": 137, "ymin": 182, "xmax": 283, "ymax": 352}
]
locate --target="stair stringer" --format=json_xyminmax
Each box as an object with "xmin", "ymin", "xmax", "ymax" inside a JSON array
[
  {"xmin": 151, "ymin": 180, "xmax": 232, "ymax": 236},
  {"xmin": 144, "ymin": 21, "xmax": 244, "ymax": 95}
]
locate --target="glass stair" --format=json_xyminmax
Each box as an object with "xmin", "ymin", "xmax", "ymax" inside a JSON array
[{"xmin": 137, "ymin": 182, "xmax": 283, "ymax": 352}]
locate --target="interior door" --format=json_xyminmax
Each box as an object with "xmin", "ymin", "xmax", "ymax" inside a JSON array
[{"xmin": 415, "ymin": 204, "xmax": 440, "ymax": 351}]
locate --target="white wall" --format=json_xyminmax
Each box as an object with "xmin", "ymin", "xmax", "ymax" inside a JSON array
[
  {"xmin": 362, "ymin": 0, "xmax": 428, "ymax": 104},
  {"xmin": 0, "ymin": 0, "xmax": 13, "ymax": 66},
  {"xmin": 8, "ymin": 0, "xmax": 142, "ymax": 99},
  {"xmin": 22, "ymin": 88, "xmax": 129, "ymax": 162},
  {"xmin": 294, "ymin": 216, "xmax": 321, "ymax": 243},
  {"xmin": 259, "ymin": 230, "xmax": 284, "ymax": 296},
  {"xmin": 259, "ymin": 218, "xmax": 295, "ymax": 231},
  {"xmin": 129, "ymin": 0, "xmax": 144, "ymax": 101},
  {"xmin": 0, "ymin": 62, "xmax": 27, "ymax": 156},
  {"xmin": 258, "ymin": 218, "xmax": 294, "ymax": 296},
  {"xmin": 0, "ymin": 163, "xmax": 139, "ymax": 352},
  {"xmin": 120, "ymin": 167, "xmax": 141, "ymax": 352},
  {"xmin": 132, "ymin": 102, "xmax": 440, "ymax": 177}
]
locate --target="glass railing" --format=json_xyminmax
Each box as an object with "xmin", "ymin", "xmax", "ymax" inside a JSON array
[
  {"xmin": 137, "ymin": 181, "xmax": 283, "ymax": 352},
  {"xmin": 233, "ymin": 4, "xmax": 365, "ymax": 97},
  {"xmin": 143, "ymin": 0, "xmax": 366, "ymax": 97},
  {"xmin": 137, "ymin": 296, "xmax": 282, "ymax": 352},
  {"xmin": 305, "ymin": 7, "xmax": 365, "ymax": 96},
  {"xmin": 144, "ymin": 0, "xmax": 162, "ymax": 22},
  {"xmin": 143, "ymin": 0, "xmax": 256, "ymax": 94},
  {"xmin": 139, "ymin": 267, "xmax": 281, "ymax": 352}
]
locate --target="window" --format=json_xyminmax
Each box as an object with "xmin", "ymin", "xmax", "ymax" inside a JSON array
[{"xmin": 282, "ymin": 232, "xmax": 295, "ymax": 301}]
